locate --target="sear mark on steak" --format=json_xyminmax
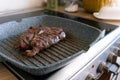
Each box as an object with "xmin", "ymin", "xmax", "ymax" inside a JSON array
[{"xmin": 15, "ymin": 25, "xmax": 66, "ymax": 57}]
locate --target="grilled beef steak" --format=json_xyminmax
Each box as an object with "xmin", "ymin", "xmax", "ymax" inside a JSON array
[{"xmin": 15, "ymin": 25, "xmax": 66, "ymax": 57}]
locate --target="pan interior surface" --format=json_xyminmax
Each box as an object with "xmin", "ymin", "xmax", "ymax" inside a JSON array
[{"xmin": 0, "ymin": 15, "xmax": 101, "ymax": 75}]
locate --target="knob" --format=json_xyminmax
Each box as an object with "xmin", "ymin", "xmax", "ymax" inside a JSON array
[
  {"xmin": 111, "ymin": 55, "xmax": 120, "ymax": 66},
  {"xmin": 107, "ymin": 53, "xmax": 120, "ymax": 66},
  {"xmin": 97, "ymin": 62, "xmax": 108, "ymax": 73},
  {"xmin": 113, "ymin": 47, "xmax": 120, "ymax": 56},
  {"xmin": 85, "ymin": 74, "xmax": 95, "ymax": 80},
  {"xmin": 107, "ymin": 53, "xmax": 113, "ymax": 62}
]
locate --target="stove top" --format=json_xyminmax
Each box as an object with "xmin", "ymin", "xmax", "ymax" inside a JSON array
[
  {"xmin": 44, "ymin": 9, "xmax": 118, "ymax": 32},
  {"xmin": 1, "ymin": 9, "xmax": 119, "ymax": 80}
]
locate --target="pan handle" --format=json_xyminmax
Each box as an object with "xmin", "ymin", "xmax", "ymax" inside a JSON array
[{"xmin": 90, "ymin": 30, "xmax": 105, "ymax": 47}]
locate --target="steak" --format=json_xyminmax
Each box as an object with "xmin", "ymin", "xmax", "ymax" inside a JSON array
[{"xmin": 15, "ymin": 25, "xmax": 66, "ymax": 57}]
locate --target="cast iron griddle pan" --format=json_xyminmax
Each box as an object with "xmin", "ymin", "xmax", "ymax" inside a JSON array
[{"xmin": 0, "ymin": 15, "xmax": 101, "ymax": 75}]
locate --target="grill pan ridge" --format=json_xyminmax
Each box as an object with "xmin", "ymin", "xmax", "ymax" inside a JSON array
[{"xmin": 0, "ymin": 15, "xmax": 101, "ymax": 75}]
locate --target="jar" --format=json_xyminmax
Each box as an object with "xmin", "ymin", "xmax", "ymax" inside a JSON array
[
  {"xmin": 83, "ymin": 0, "xmax": 112, "ymax": 13},
  {"xmin": 64, "ymin": 0, "xmax": 79, "ymax": 12}
]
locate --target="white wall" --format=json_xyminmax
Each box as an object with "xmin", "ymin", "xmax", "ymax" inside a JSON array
[{"xmin": 0, "ymin": 0, "xmax": 46, "ymax": 12}]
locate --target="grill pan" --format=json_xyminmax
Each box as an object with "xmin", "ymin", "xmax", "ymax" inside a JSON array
[{"xmin": 0, "ymin": 15, "xmax": 101, "ymax": 75}]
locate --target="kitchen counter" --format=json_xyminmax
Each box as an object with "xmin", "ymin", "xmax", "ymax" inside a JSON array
[
  {"xmin": 0, "ymin": 63, "xmax": 18, "ymax": 80},
  {"xmin": 57, "ymin": 6, "xmax": 120, "ymax": 26},
  {"xmin": 0, "ymin": 6, "xmax": 120, "ymax": 80}
]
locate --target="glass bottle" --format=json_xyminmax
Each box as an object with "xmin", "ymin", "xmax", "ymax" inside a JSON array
[{"xmin": 47, "ymin": 0, "xmax": 58, "ymax": 10}]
